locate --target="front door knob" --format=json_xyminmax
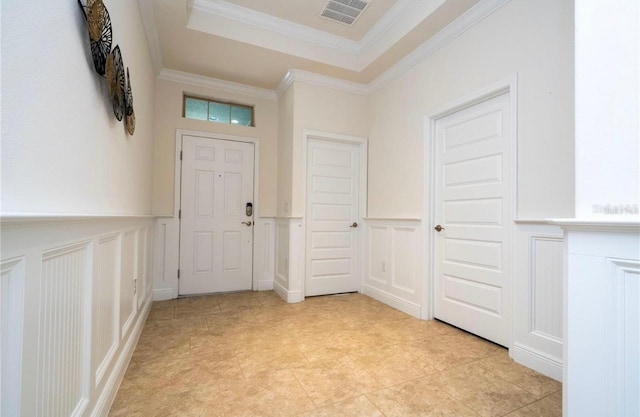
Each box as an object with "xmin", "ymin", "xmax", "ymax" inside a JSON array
[
  {"xmin": 434, "ymin": 225, "xmax": 445, "ymax": 232},
  {"xmin": 241, "ymin": 221, "xmax": 253, "ymax": 226},
  {"xmin": 350, "ymin": 222, "xmax": 358, "ymax": 228}
]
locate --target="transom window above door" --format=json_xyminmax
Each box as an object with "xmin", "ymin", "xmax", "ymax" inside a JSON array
[{"xmin": 184, "ymin": 95, "xmax": 254, "ymax": 127}]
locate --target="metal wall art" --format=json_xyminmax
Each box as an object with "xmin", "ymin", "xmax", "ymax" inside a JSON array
[{"xmin": 78, "ymin": 0, "xmax": 135, "ymax": 135}]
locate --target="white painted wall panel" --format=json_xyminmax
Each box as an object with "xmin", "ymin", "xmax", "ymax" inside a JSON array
[
  {"xmin": 37, "ymin": 243, "xmax": 90, "ymax": 417},
  {"xmin": 392, "ymin": 228, "xmax": 417, "ymax": 293},
  {"xmin": 1, "ymin": 257, "xmax": 25, "ymax": 417},
  {"xmin": 531, "ymin": 237, "xmax": 563, "ymax": 340},
  {"xmin": 93, "ymin": 235, "xmax": 120, "ymax": 388},
  {"xmin": 563, "ymin": 228, "xmax": 640, "ymax": 417},
  {"xmin": 363, "ymin": 220, "xmax": 422, "ymax": 318},
  {"xmin": 512, "ymin": 223, "xmax": 564, "ymax": 381},
  {"xmin": 120, "ymin": 231, "xmax": 137, "ymax": 339}
]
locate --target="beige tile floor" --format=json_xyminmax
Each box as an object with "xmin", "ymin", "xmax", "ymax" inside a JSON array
[{"xmin": 110, "ymin": 291, "xmax": 562, "ymax": 417}]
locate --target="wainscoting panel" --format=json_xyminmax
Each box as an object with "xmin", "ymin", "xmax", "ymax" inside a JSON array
[
  {"xmin": 93, "ymin": 234, "xmax": 120, "ymax": 389},
  {"xmin": 254, "ymin": 218, "xmax": 275, "ymax": 291},
  {"xmin": 560, "ymin": 225, "xmax": 640, "ymax": 417},
  {"xmin": 273, "ymin": 218, "xmax": 304, "ymax": 303},
  {"xmin": 1, "ymin": 257, "xmax": 26, "ymax": 417},
  {"xmin": 363, "ymin": 219, "xmax": 423, "ymax": 318},
  {"xmin": 512, "ymin": 223, "xmax": 564, "ymax": 381},
  {"xmin": 1, "ymin": 216, "xmax": 154, "ymax": 417},
  {"xmin": 274, "ymin": 219, "xmax": 290, "ymax": 299},
  {"xmin": 37, "ymin": 242, "xmax": 91, "ymax": 417},
  {"xmin": 120, "ymin": 230, "xmax": 137, "ymax": 340},
  {"xmin": 136, "ymin": 227, "xmax": 148, "ymax": 310}
]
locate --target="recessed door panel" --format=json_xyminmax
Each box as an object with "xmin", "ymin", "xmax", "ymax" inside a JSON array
[
  {"xmin": 195, "ymin": 170, "xmax": 215, "ymax": 218},
  {"xmin": 444, "ymin": 154, "xmax": 502, "ymax": 188},
  {"xmin": 444, "ymin": 198, "xmax": 502, "ymax": 225},
  {"xmin": 312, "ymin": 175, "xmax": 352, "ymax": 195},
  {"xmin": 312, "ymin": 147, "xmax": 352, "ymax": 168},
  {"xmin": 444, "ymin": 110, "xmax": 503, "ymax": 151}
]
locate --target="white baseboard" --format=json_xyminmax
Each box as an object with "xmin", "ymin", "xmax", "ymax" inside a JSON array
[
  {"xmin": 257, "ymin": 280, "xmax": 274, "ymax": 291},
  {"xmin": 273, "ymin": 280, "xmax": 303, "ymax": 303},
  {"xmin": 153, "ymin": 288, "xmax": 174, "ymax": 301},
  {"xmin": 362, "ymin": 284, "xmax": 421, "ymax": 318},
  {"xmin": 511, "ymin": 342, "xmax": 562, "ymax": 382},
  {"xmin": 91, "ymin": 294, "xmax": 153, "ymax": 417}
]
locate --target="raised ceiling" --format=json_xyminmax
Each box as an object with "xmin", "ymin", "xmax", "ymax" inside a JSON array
[{"xmin": 144, "ymin": 0, "xmax": 481, "ymax": 90}]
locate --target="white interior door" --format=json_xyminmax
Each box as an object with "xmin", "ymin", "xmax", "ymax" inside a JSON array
[
  {"xmin": 179, "ymin": 135, "xmax": 254, "ymax": 295},
  {"xmin": 433, "ymin": 93, "xmax": 511, "ymax": 347},
  {"xmin": 306, "ymin": 138, "xmax": 362, "ymax": 296}
]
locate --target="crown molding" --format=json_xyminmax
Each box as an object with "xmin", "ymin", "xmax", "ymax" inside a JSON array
[
  {"xmin": 136, "ymin": 0, "xmax": 163, "ymax": 75},
  {"xmin": 276, "ymin": 71, "xmax": 295, "ymax": 98},
  {"xmin": 369, "ymin": 0, "xmax": 512, "ymax": 92},
  {"xmin": 187, "ymin": 0, "xmax": 445, "ymax": 72},
  {"xmin": 160, "ymin": 0, "xmax": 512, "ymax": 101},
  {"xmin": 276, "ymin": 70, "xmax": 369, "ymax": 97},
  {"xmin": 357, "ymin": 0, "xmax": 446, "ymax": 68},
  {"xmin": 190, "ymin": 0, "xmax": 360, "ymax": 53},
  {"xmin": 289, "ymin": 70, "xmax": 370, "ymax": 95},
  {"xmin": 158, "ymin": 69, "xmax": 277, "ymax": 101}
]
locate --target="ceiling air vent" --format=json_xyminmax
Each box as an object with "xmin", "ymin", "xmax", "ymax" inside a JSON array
[{"xmin": 321, "ymin": 0, "xmax": 369, "ymax": 26}]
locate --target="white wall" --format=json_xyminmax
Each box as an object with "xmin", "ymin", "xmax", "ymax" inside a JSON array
[
  {"xmin": 277, "ymin": 85, "xmax": 295, "ymax": 217},
  {"xmin": 1, "ymin": 0, "xmax": 156, "ymax": 215},
  {"xmin": 574, "ymin": 0, "xmax": 639, "ymax": 218},
  {"xmin": 367, "ymin": 0, "xmax": 575, "ymax": 220},
  {"xmin": 152, "ymin": 78, "xmax": 279, "ymax": 217},
  {"xmin": 285, "ymin": 81, "xmax": 369, "ymax": 217}
]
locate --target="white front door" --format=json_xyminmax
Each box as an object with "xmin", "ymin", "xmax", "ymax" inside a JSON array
[
  {"xmin": 433, "ymin": 93, "xmax": 512, "ymax": 347},
  {"xmin": 306, "ymin": 138, "xmax": 362, "ymax": 296},
  {"xmin": 179, "ymin": 135, "xmax": 255, "ymax": 295}
]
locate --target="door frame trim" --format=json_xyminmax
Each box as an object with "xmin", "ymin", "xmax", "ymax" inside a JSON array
[
  {"xmin": 422, "ymin": 75, "xmax": 519, "ymax": 342},
  {"xmin": 174, "ymin": 129, "xmax": 261, "ymax": 292},
  {"xmin": 301, "ymin": 130, "xmax": 368, "ymax": 297}
]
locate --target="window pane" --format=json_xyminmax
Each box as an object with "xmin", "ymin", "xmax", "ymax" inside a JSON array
[
  {"xmin": 208, "ymin": 102, "xmax": 230, "ymax": 124},
  {"xmin": 185, "ymin": 98, "xmax": 208, "ymax": 121},
  {"xmin": 230, "ymin": 105, "xmax": 253, "ymax": 126}
]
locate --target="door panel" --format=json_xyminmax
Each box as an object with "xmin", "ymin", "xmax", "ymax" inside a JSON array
[
  {"xmin": 306, "ymin": 139, "xmax": 361, "ymax": 296},
  {"xmin": 179, "ymin": 135, "xmax": 254, "ymax": 295},
  {"xmin": 434, "ymin": 93, "xmax": 511, "ymax": 347}
]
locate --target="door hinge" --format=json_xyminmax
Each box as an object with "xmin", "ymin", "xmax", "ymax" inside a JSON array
[
  {"xmin": 177, "ymin": 269, "xmax": 180, "ymax": 279},
  {"xmin": 179, "ymin": 209, "xmax": 181, "ymax": 219},
  {"xmin": 180, "ymin": 150, "xmax": 183, "ymax": 160}
]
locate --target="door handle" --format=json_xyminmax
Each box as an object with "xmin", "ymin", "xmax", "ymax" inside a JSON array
[
  {"xmin": 434, "ymin": 225, "xmax": 445, "ymax": 232},
  {"xmin": 349, "ymin": 222, "xmax": 358, "ymax": 228},
  {"xmin": 241, "ymin": 221, "xmax": 253, "ymax": 226}
]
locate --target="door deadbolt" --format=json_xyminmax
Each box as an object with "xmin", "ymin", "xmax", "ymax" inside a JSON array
[
  {"xmin": 434, "ymin": 225, "xmax": 445, "ymax": 232},
  {"xmin": 350, "ymin": 222, "xmax": 358, "ymax": 228}
]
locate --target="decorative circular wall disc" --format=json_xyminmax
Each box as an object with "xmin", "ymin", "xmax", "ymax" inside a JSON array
[
  {"xmin": 85, "ymin": 0, "xmax": 112, "ymax": 76},
  {"xmin": 105, "ymin": 46, "xmax": 125, "ymax": 121},
  {"xmin": 125, "ymin": 68, "xmax": 136, "ymax": 135}
]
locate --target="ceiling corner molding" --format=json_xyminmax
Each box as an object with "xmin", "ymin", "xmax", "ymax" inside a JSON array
[
  {"xmin": 158, "ymin": 69, "xmax": 277, "ymax": 101},
  {"xmin": 136, "ymin": 0, "xmax": 163, "ymax": 75},
  {"xmin": 276, "ymin": 71, "xmax": 295, "ymax": 97},
  {"xmin": 190, "ymin": 0, "xmax": 360, "ymax": 53},
  {"xmin": 287, "ymin": 70, "xmax": 370, "ymax": 95},
  {"xmin": 369, "ymin": 0, "xmax": 513, "ymax": 92}
]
